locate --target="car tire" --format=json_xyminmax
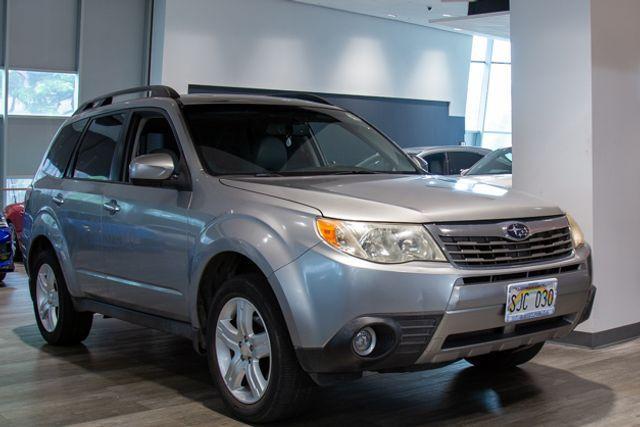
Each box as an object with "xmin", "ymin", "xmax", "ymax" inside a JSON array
[
  {"xmin": 8, "ymin": 223, "xmax": 22, "ymax": 262},
  {"xmin": 30, "ymin": 249, "xmax": 93, "ymax": 345},
  {"xmin": 0, "ymin": 272, "xmax": 5, "ymax": 282},
  {"xmin": 465, "ymin": 342, "xmax": 545, "ymax": 369},
  {"xmin": 206, "ymin": 273, "xmax": 314, "ymax": 423}
]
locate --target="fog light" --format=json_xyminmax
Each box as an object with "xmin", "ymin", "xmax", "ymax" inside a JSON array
[{"xmin": 352, "ymin": 326, "xmax": 377, "ymax": 356}]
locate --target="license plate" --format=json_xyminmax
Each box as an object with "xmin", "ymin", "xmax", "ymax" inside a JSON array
[{"xmin": 505, "ymin": 278, "xmax": 557, "ymax": 323}]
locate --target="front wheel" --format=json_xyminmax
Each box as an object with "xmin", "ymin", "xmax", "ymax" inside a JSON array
[
  {"xmin": 465, "ymin": 342, "xmax": 545, "ymax": 369},
  {"xmin": 206, "ymin": 274, "xmax": 314, "ymax": 423},
  {"xmin": 0, "ymin": 272, "xmax": 5, "ymax": 282}
]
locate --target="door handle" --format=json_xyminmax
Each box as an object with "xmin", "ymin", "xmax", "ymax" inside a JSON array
[
  {"xmin": 52, "ymin": 193, "xmax": 64, "ymax": 206},
  {"xmin": 103, "ymin": 200, "xmax": 120, "ymax": 214}
]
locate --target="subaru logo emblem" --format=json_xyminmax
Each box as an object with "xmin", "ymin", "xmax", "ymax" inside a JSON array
[{"xmin": 506, "ymin": 223, "xmax": 530, "ymax": 240}]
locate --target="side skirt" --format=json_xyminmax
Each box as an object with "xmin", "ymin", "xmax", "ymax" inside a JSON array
[{"xmin": 73, "ymin": 298, "xmax": 202, "ymax": 350}]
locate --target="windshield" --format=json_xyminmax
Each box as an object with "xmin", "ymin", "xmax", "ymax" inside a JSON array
[
  {"xmin": 467, "ymin": 147, "xmax": 512, "ymax": 175},
  {"xmin": 183, "ymin": 105, "xmax": 419, "ymax": 176}
]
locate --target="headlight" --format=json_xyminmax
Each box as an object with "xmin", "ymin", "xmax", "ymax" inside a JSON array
[
  {"xmin": 316, "ymin": 218, "xmax": 446, "ymax": 264},
  {"xmin": 566, "ymin": 213, "xmax": 585, "ymax": 249}
]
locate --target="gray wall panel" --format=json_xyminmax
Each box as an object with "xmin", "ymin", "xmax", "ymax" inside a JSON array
[
  {"xmin": 7, "ymin": 0, "xmax": 79, "ymax": 71},
  {"xmin": 5, "ymin": 117, "xmax": 63, "ymax": 176},
  {"xmin": 78, "ymin": 0, "xmax": 148, "ymax": 102}
]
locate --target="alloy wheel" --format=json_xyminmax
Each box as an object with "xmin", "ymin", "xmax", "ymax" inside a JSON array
[
  {"xmin": 35, "ymin": 263, "xmax": 59, "ymax": 332},
  {"xmin": 215, "ymin": 297, "xmax": 272, "ymax": 404}
]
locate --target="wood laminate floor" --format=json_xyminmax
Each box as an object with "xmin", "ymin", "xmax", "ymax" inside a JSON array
[{"xmin": 1, "ymin": 265, "xmax": 638, "ymax": 426}]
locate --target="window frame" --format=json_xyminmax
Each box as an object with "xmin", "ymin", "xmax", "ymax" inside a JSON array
[
  {"xmin": 38, "ymin": 118, "xmax": 89, "ymax": 180},
  {"xmin": 121, "ymin": 107, "xmax": 191, "ymax": 188},
  {"xmin": 66, "ymin": 110, "xmax": 132, "ymax": 184},
  {"xmin": 7, "ymin": 68, "xmax": 79, "ymax": 118},
  {"xmin": 465, "ymin": 36, "xmax": 512, "ymax": 149}
]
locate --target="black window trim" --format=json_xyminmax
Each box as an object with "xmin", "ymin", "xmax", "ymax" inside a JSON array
[
  {"xmin": 120, "ymin": 107, "xmax": 192, "ymax": 190},
  {"xmin": 40, "ymin": 117, "xmax": 90, "ymax": 179},
  {"xmin": 65, "ymin": 109, "xmax": 132, "ymax": 184}
]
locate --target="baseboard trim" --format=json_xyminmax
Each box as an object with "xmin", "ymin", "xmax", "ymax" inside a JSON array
[{"xmin": 555, "ymin": 322, "xmax": 640, "ymax": 348}]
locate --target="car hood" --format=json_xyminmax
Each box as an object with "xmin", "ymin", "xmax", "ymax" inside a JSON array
[
  {"xmin": 464, "ymin": 174, "xmax": 513, "ymax": 189},
  {"xmin": 220, "ymin": 174, "xmax": 562, "ymax": 223}
]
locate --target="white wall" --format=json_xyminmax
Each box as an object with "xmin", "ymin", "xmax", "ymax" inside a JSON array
[
  {"xmin": 590, "ymin": 0, "xmax": 640, "ymax": 332},
  {"xmin": 152, "ymin": 0, "xmax": 472, "ymax": 116},
  {"xmin": 512, "ymin": 0, "xmax": 640, "ymax": 333},
  {"xmin": 511, "ymin": 0, "xmax": 593, "ymax": 243}
]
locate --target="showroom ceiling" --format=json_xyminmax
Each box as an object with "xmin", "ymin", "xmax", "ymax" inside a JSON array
[{"xmin": 290, "ymin": 0, "xmax": 510, "ymax": 39}]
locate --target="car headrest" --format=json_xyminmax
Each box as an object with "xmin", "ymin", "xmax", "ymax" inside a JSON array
[{"xmin": 255, "ymin": 136, "xmax": 287, "ymax": 171}]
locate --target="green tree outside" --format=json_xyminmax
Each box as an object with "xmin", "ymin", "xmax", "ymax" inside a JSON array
[{"xmin": 8, "ymin": 70, "xmax": 76, "ymax": 116}]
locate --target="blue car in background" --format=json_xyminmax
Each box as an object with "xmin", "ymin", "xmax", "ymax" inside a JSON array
[{"xmin": 0, "ymin": 215, "xmax": 14, "ymax": 282}]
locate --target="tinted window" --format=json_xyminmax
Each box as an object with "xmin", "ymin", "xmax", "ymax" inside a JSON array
[
  {"xmin": 40, "ymin": 119, "xmax": 87, "ymax": 178},
  {"xmin": 467, "ymin": 147, "xmax": 512, "ymax": 175},
  {"xmin": 423, "ymin": 153, "xmax": 446, "ymax": 175},
  {"xmin": 448, "ymin": 152, "xmax": 484, "ymax": 175},
  {"xmin": 73, "ymin": 113, "xmax": 126, "ymax": 181},
  {"xmin": 183, "ymin": 105, "xmax": 418, "ymax": 176}
]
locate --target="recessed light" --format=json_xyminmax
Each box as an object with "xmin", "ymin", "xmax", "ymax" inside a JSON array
[
  {"xmin": 453, "ymin": 28, "xmax": 462, "ymax": 31},
  {"xmin": 442, "ymin": 14, "xmax": 452, "ymax": 17},
  {"xmin": 387, "ymin": 13, "xmax": 397, "ymax": 18}
]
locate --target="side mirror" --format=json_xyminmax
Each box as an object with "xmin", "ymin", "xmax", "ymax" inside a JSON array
[
  {"xmin": 460, "ymin": 168, "xmax": 470, "ymax": 176},
  {"xmin": 129, "ymin": 153, "xmax": 176, "ymax": 182}
]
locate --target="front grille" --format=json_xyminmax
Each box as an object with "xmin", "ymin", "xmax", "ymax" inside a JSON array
[{"xmin": 429, "ymin": 217, "xmax": 574, "ymax": 268}]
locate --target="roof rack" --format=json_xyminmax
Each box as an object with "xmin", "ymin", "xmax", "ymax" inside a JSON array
[
  {"xmin": 74, "ymin": 85, "xmax": 180, "ymax": 116},
  {"xmin": 267, "ymin": 92, "xmax": 334, "ymax": 106}
]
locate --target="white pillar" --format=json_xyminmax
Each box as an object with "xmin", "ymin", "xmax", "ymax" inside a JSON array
[{"xmin": 512, "ymin": 0, "xmax": 640, "ymax": 336}]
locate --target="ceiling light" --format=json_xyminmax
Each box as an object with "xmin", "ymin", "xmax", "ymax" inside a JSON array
[
  {"xmin": 442, "ymin": 14, "xmax": 452, "ymax": 17},
  {"xmin": 387, "ymin": 13, "xmax": 397, "ymax": 18},
  {"xmin": 453, "ymin": 28, "xmax": 462, "ymax": 31}
]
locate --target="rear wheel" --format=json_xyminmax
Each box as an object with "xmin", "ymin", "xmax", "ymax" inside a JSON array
[
  {"xmin": 30, "ymin": 249, "xmax": 93, "ymax": 345},
  {"xmin": 206, "ymin": 274, "xmax": 314, "ymax": 423},
  {"xmin": 465, "ymin": 342, "xmax": 545, "ymax": 369}
]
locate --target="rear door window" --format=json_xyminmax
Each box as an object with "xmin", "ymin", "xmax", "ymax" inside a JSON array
[
  {"xmin": 423, "ymin": 153, "xmax": 446, "ymax": 175},
  {"xmin": 72, "ymin": 113, "xmax": 127, "ymax": 181},
  {"xmin": 448, "ymin": 152, "xmax": 485, "ymax": 175},
  {"xmin": 40, "ymin": 119, "xmax": 87, "ymax": 178}
]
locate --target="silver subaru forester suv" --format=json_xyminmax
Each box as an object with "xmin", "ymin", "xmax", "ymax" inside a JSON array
[{"xmin": 23, "ymin": 86, "xmax": 595, "ymax": 422}]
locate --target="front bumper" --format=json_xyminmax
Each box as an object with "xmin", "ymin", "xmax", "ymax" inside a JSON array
[{"xmin": 275, "ymin": 243, "xmax": 593, "ymax": 374}]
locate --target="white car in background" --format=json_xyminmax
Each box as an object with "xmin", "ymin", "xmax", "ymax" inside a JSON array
[{"xmin": 463, "ymin": 147, "xmax": 513, "ymax": 188}]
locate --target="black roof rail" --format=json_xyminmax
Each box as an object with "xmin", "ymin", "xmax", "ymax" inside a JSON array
[
  {"xmin": 74, "ymin": 85, "xmax": 180, "ymax": 116},
  {"xmin": 267, "ymin": 92, "xmax": 334, "ymax": 106}
]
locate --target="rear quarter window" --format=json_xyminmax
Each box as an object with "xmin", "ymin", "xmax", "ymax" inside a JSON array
[{"xmin": 39, "ymin": 119, "xmax": 87, "ymax": 178}]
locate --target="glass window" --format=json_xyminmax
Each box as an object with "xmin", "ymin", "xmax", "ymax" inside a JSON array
[
  {"xmin": 422, "ymin": 152, "xmax": 446, "ymax": 175},
  {"xmin": 183, "ymin": 105, "xmax": 418, "ymax": 175},
  {"xmin": 481, "ymin": 133, "xmax": 512, "ymax": 150},
  {"xmin": 40, "ymin": 119, "xmax": 87, "ymax": 178},
  {"xmin": 484, "ymin": 64, "xmax": 512, "ymax": 133},
  {"xmin": 491, "ymin": 39, "xmax": 512, "ymax": 63},
  {"xmin": 465, "ymin": 63, "xmax": 486, "ymax": 132},
  {"xmin": 448, "ymin": 152, "xmax": 485, "ymax": 175},
  {"xmin": 471, "ymin": 36, "xmax": 488, "ymax": 62},
  {"xmin": 467, "ymin": 147, "xmax": 512, "ymax": 175},
  {"xmin": 8, "ymin": 70, "xmax": 78, "ymax": 117},
  {"xmin": 131, "ymin": 113, "xmax": 180, "ymax": 161},
  {"xmin": 73, "ymin": 114, "xmax": 126, "ymax": 181}
]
